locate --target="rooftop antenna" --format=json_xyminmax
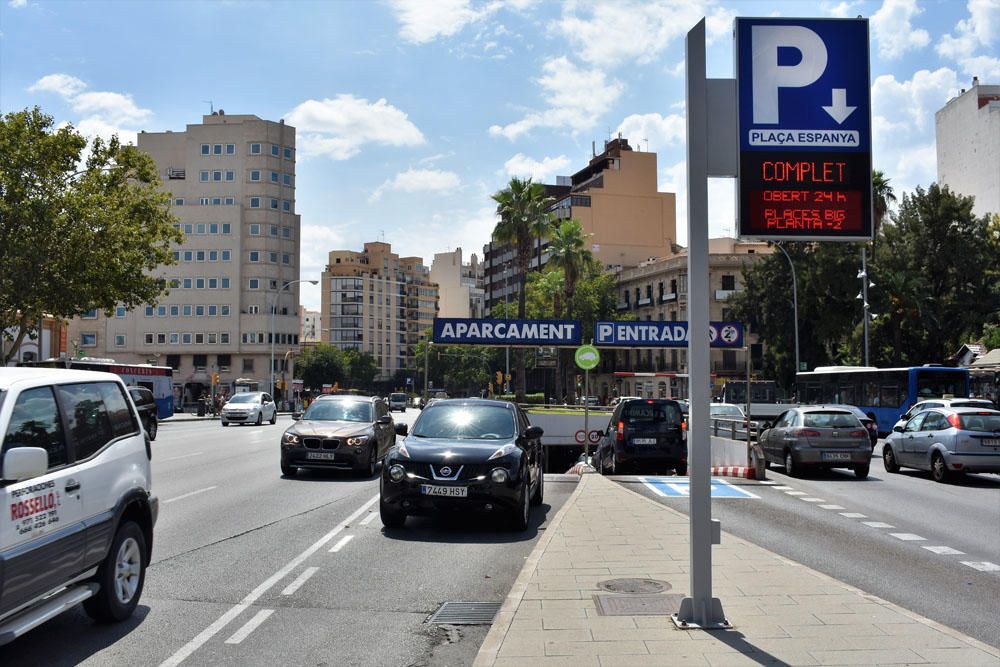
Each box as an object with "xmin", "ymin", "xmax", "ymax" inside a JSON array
[
  {"xmin": 203, "ymin": 100, "xmax": 214, "ymax": 114},
  {"xmin": 643, "ymin": 137, "xmax": 649, "ymax": 152}
]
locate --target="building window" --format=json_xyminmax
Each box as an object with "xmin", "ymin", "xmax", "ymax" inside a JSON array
[
  {"xmin": 183, "ymin": 251, "xmax": 193, "ymax": 261},
  {"xmin": 221, "ymin": 333, "xmax": 230, "ymax": 344},
  {"xmin": 225, "ymin": 170, "xmax": 235, "ymax": 181},
  {"xmin": 213, "ymin": 144, "xmax": 222, "ymax": 155},
  {"xmin": 270, "ymin": 224, "xmax": 278, "ymax": 236},
  {"xmin": 250, "ymin": 197, "xmax": 260, "ymax": 209},
  {"xmin": 208, "ymin": 305, "xmax": 218, "ymax": 316},
  {"xmin": 283, "ymin": 173, "xmax": 291, "ymax": 186},
  {"xmin": 282, "ymin": 200, "xmax": 290, "ymax": 212},
  {"xmin": 250, "ymin": 170, "xmax": 261, "ymax": 182},
  {"xmin": 115, "ymin": 306, "xmax": 126, "ymax": 317},
  {"xmin": 144, "ymin": 333, "xmax": 154, "ymax": 344},
  {"xmin": 169, "ymin": 333, "xmax": 179, "ymax": 344},
  {"xmin": 81, "ymin": 332, "xmax": 97, "ymax": 346},
  {"xmin": 282, "ymin": 253, "xmax": 290, "ymax": 265},
  {"xmin": 114, "ymin": 334, "xmax": 126, "ymax": 347},
  {"xmin": 157, "ymin": 333, "xmax": 167, "ymax": 344},
  {"xmin": 201, "ymin": 144, "xmax": 210, "ymax": 155},
  {"xmin": 249, "ymin": 279, "xmax": 260, "ymax": 289},
  {"xmin": 249, "ymin": 223, "xmax": 261, "ymax": 235},
  {"xmin": 195, "ymin": 333, "xmax": 205, "ymax": 344},
  {"xmin": 208, "ymin": 278, "xmax": 218, "ymax": 289},
  {"xmin": 221, "ymin": 278, "xmax": 231, "ymax": 289},
  {"xmin": 224, "ymin": 197, "xmax": 235, "ymax": 205},
  {"xmin": 207, "ymin": 333, "xmax": 217, "ymax": 344},
  {"xmin": 195, "ymin": 305, "xmax": 205, "ymax": 316},
  {"xmin": 200, "ymin": 197, "xmax": 210, "ymax": 205},
  {"xmin": 196, "ymin": 251, "xmax": 205, "ymax": 262},
  {"xmin": 183, "ymin": 305, "xmax": 192, "ymax": 316},
  {"xmin": 196, "ymin": 278, "xmax": 205, "ymax": 289},
  {"xmin": 248, "ymin": 305, "xmax": 260, "ymax": 314},
  {"xmin": 283, "ymin": 147, "xmax": 292, "ymax": 160},
  {"xmin": 282, "ymin": 227, "xmax": 291, "ymax": 239},
  {"xmin": 242, "ymin": 358, "xmax": 254, "ymax": 372},
  {"xmin": 249, "ymin": 251, "xmax": 260, "ymax": 262},
  {"xmin": 222, "ymin": 223, "xmax": 231, "ymax": 234},
  {"xmin": 722, "ymin": 274, "xmax": 736, "ymax": 290},
  {"xmin": 270, "ymin": 171, "xmax": 278, "ymax": 183},
  {"xmin": 183, "ymin": 278, "xmax": 192, "ymax": 289},
  {"xmin": 170, "ymin": 305, "xmax": 179, "ymax": 316},
  {"xmin": 221, "ymin": 305, "xmax": 231, "ymax": 316},
  {"xmin": 271, "ymin": 144, "xmax": 279, "ymax": 157},
  {"xmin": 250, "ymin": 143, "xmax": 261, "ymax": 155},
  {"xmin": 226, "ymin": 143, "xmax": 235, "ymax": 155},
  {"xmin": 182, "ymin": 333, "xmax": 192, "ymax": 344},
  {"xmin": 209, "ymin": 223, "xmax": 219, "ymax": 234},
  {"xmin": 269, "ymin": 198, "xmax": 278, "ymax": 210},
  {"xmin": 269, "ymin": 252, "xmax": 278, "ymax": 263},
  {"xmin": 211, "ymin": 197, "xmax": 222, "ymax": 206},
  {"xmin": 157, "ymin": 305, "xmax": 167, "ymax": 316},
  {"xmin": 174, "ymin": 198, "xmax": 184, "ymax": 206}
]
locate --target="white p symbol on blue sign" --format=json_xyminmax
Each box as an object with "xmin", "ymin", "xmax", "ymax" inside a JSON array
[{"xmin": 752, "ymin": 25, "xmax": 828, "ymax": 124}]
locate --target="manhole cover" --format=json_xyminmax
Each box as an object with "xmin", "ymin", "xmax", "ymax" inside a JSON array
[
  {"xmin": 593, "ymin": 594, "xmax": 683, "ymax": 616},
  {"xmin": 427, "ymin": 601, "xmax": 502, "ymax": 625},
  {"xmin": 597, "ymin": 578, "xmax": 671, "ymax": 594}
]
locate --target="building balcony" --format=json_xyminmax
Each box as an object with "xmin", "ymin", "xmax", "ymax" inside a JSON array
[
  {"xmin": 637, "ymin": 297, "xmax": 652, "ymax": 307},
  {"xmin": 616, "ymin": 301, "xmax": 630, "ymax": 311},
  {"xmin": 659, "ymin": 292, "xmax": 677, "ymax": 303},
  {"xmin": 714, "ymin": 289, "xmax": 737, "ymax": 300}
]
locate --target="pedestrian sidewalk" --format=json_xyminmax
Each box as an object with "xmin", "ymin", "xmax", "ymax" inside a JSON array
[{"xmin": 474, "ymin": 474, "xmax": 1000, "ymax": 666}]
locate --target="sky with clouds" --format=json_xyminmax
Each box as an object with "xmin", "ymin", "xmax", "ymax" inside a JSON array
[{"xmin": 2, "ymin": 0, "xmax": 997, "ymax": 311}]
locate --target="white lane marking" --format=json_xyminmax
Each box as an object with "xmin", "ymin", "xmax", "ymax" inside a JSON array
[
  {"xmin": 840, "ymin": 512, "xmax": 867, "ymax": 518},
  {"xmin": 862, "ymin": 521, "xmax": 895, "ymax": 528},
  {"xmin": 961, "ymin": 561, "xmax": 1000, "ymax": 572},
  {"xmin": 785, "ymin": 491, "xmax": 807, "ymax": 496},
  {"xmin": 757, "ymin": 480, "xmax": 778, "ymax": 485},
  {"xmin": 163, "ymin": 486, "xmax": 218, "ymax": 504},
  {"xmin": 924, "ymin": 546, "xmax": 965, "ymax": 555},
  {"xmin": 224, "ymin": 609, "xmax": 274, "ymax": 644},
  {"xmin": 773, "ymin": 486, "xmax": 794, "ymax": 490},
  {"xmin": 819, "ymin": 505, "xmax": 845, "ymax": 510},
  {"xmin": 890, "ymin": 533, "xmax": 926, "ymax": 541},
  {"xmin": 359, "ymin": 512, "xmax": 377, "ymax": 526},
  {"xmin": 281, "ymin": 567, "xmax": 319, "ymax": 596},
  {"xmin": 800, "ymin": 497, "xmax": 824, "ymax": 502},
  {"xmin": 159, "ymin": 493, "xmax": 379, "ymax": 667},
  {"xmin": 161, "ymin": 452, "xmax": 204, "ymax": 462},
  {"xmin": 329, "ymin": 535, "xmax": 354, "ymax": 553}
]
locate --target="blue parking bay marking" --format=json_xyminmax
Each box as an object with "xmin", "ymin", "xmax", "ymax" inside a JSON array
[{"xmin": 641, "ymin": 477, "xmax": 759, "ymax": 499}]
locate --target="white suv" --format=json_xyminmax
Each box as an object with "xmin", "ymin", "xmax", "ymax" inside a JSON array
[{"xmin": 0, "ymin": 368, "xmax": 157, "ymax": 645}]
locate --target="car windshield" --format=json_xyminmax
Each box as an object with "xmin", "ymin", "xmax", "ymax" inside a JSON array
[
  {"xmin": 412, "ymin": 404, "xmax": 515, "ymax": 439},
  {"xmin": 951, "ymin": 400, "xmax": 994, "ymax": 409},
  {"xmin": 803, "ymin": 411, "xmax": 860, "ymax": 428},
  {"xmin": 958, "ymin": 413, "xmax": 1000, "ymax": 431},
  {"xmin": 228, "ymin": 393, "xmax": 258, "ymax": 404},
  {"xmin": 390, "ymin": 393, "xmax": 406, "ymax": 401},
  {"xmin": 303, "ymin": 401, "xmax": 372, "ymax": 423},
  {"xmin": 711, "ymin": 405, "xmax": 743, "ymax": 418},
  {"xmin": 623, "ymin": 402, "xmax": 681, "ymax": 424}
]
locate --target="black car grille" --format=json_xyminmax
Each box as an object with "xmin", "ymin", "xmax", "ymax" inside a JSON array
[
  {"xmin": 400, "ymin": 462, "xmax": 493, "ymax": 480},
  {"xmin": 302, "ymin": 437, "xmax": 341, "ymax": 450}
]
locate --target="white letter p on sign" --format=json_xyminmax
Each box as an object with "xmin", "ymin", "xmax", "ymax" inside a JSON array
[{"xmin": 752, "ymin": 25, "xmax": 827, "ymax": 124}]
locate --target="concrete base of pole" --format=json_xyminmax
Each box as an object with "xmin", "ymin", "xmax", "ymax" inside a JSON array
[{"xmin": 673, "ymin": 597, "xmax": 731, "ymax": 630}]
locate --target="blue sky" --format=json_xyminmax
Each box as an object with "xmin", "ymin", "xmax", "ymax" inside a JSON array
[{"xmin": 2, "ymin": 0, "xmax": 997, "ymax": 311}]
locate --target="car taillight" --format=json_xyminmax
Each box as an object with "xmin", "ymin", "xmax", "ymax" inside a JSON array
[
  {"xmin": 947, "ymin": 414, "xmax": 962, "ymax": 428},
  {"xmin": 616, "ymin": 420, "xmax": 624, "ymax": 443},
  {"xmin": 849, "ymin": 430, "xmax": 866, "ymax": 438},
  {"xmin": 792, "ymin": 429, "xmax": 822, "ymax": 437}
]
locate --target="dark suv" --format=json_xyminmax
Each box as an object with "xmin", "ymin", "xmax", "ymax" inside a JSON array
[
  {"xmin": 129, "ymin": 386, "xmax": 158, "ymax": 441},
  {"xmin": 597, "ymin": 399, "xmax": 687, "ymax": 475}
]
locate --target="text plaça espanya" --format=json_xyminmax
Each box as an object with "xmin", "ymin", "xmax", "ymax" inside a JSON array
[
  {"xmin": 749, "ymin": 130, "xmax": 859, "ymax": 146},
  {"xmin": 439, "ymin": 322, "xmax": 577, "ymax": 340}
]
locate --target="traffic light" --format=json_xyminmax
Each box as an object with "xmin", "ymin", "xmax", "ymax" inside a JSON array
[
  {"xmin": 212, "ymin": 372, "xmax": 220, "ymax": 384},
  {"xmin": 495, "ymin": 370, "xmax": 503, "ymax": 386}
]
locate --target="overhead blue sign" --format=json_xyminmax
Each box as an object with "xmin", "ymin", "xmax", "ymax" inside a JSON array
[
  {"xmin": 594, "ymin": 321, "xmax": 744, "ymax": 348},
  {"xmin": 735, "ymin": 18, "xmax": 872, "ymax": 241},
  {"xmin": 433, "ymin": 318, "xmax": 582, "ymax": 346}
]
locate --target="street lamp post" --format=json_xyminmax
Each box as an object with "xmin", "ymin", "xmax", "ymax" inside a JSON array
[
  {"xmin": 270, "ymin": 279, "xmax": 318, "ymax": 399},
  {"xmin": 773, "ymin": 242, "xmax": 800, "ymax": 375},
  {"xmin": 857, "ymin": 249, "xmax": 875, "ymax": 366}
]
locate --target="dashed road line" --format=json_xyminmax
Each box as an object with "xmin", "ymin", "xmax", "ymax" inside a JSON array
[
  {"xmin": 163, "ymin": 486, "xmax": 218, "ymax": 504},
  {"xmin": 161, "ymin": 452, "xmax": 204, "ymax": 462},
  {"xmin": 819, "ymin": 504, "xmax": 845, "ymax": 510},
  {"xmin": 840, "ymin": 512, "xmax": 867, "ymax": 518},
  {"xmin": 961, "ymin": 561, "xmax": 1000, "ymax": 572},
  {"xmin": 924, "ymin": 546, "xmax": 965, "ymax": 555},
  {"xmin": 757, "ymin": 480, "xmax": 778, "ymax": 485},
  {"xmin": 224, "ymin": 609, "xmax": 274, "ymax": 644},
  {"xmin": 329, "ymin": 534, "xmax": 354, "ymax": 552},
  {"xmin": 785, "ymin": 491, "xmax": 807, "ymax": 496},
  {"xmin": 773, "ymin": 486, "xmax": 794, "ymax": 490},
  {"xmin": 890, "ymin": 533, "xmax": 926, "ymax": 541},
  {"xmin": 800, "ymin": 497, "xmax": 824, "ymax": 502},
  {"xmin": 281, "ymin": 567, "xmax": 319, "ymax": 596},
  {"xmin": 862, "ymin": 521, "xmax": 895, "ymax": 528},
  {"xmin": 359, "ymin": 512, "xmax": 377, "ymax": 526}
]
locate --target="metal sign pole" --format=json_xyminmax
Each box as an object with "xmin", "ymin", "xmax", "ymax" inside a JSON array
[{"xmin": 583, "ymin": 368, "xmax": 590, "ymax": 460}]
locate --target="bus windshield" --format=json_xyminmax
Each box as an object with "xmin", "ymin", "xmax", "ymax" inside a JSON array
[{"xmin": 915, "ymin": 371, "xmax": 970, "ymax": 399}]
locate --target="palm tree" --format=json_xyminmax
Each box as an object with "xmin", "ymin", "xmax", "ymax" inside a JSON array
[
  {"xmin": 871, "ymin": 170, "xmax": 897, "ymax": 259},
  {"xmin": 492, "ymin": 177, "xmax": 553, "ymax": 400},
  {"xmin": 546, "ymin": 219, "xmax": 593, "ymax": 308}
]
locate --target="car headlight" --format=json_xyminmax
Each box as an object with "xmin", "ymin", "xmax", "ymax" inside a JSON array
[
  {"xmin": 282, "ymin": 432, "xmax": 300, "ymax": 445},
  {"xmin": 490, "ymin": 468, "xmax": 509, "ymax": 484},
  {"xmin": 388, "ymin": 464, "xmax": 405, "ymax": 482},
  {"xmin": 346, "ymin": 435, "xmax": 370, "ymax": 446},
  {"xmin": 488, "ymin": 444, "xmax": 517, "ymax": 460}
]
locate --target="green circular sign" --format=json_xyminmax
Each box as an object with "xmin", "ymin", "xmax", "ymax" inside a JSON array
[{"xmin": 574, "ymin": 344, "xmax": 600, "ymax": 370}]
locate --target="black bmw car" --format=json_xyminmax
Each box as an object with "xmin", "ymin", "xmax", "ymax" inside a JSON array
[{"xmin": 379, "ymin": 399, "xmax": 544, "ymax": 531}]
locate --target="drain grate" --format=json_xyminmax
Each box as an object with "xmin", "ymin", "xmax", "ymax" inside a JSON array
[
  {"xmin": 593, "ymin": 594, "xmax": 684, "ymax": 616},
  {"xmin": 427, "ymin": 601, "xmax": 502, "ymax": 625},
  {"xmin": 598, "ymin": 578, "xmax": 671, "ymax": 594}
]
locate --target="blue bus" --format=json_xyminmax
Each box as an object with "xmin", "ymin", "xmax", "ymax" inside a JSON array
[
  {"xmin": 25, "ymin": 357, "xmax": 175, "ymax": 420},
  {"xmin": 795, "ymin": 365, "xmax": 970, "ymax": 436}
]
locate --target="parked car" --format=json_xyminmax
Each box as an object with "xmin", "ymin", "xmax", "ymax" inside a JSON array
[
  {"xmin": 0, "ymin": 368, "xmax": 157, "ymax": 644},
  {"xmin": 128, "ymin": 385, "xmax": 159, "ymax": 440},
  {"xmin": 280, "ymin": 395, "xmax": 396, "ymax": 477},
  {"xmin": 891, "ymin": 398, "xmax": 996, "ymax": 433},
  {"xmin": 388, "ymin": 392, "xmax": 408, "ymax": 413},
  {"xmin": 882, "ymin": 407, "xmax": 1000, "ymax": 482},
  {"xmin": 610, "ymin": 395, "xmax": 641, "ymax": 407},
  {"xmin": 710, "ymin": 403, "xmax": 746, "ymax": 419},
  {"xmin": 221, "ymin": 391, "xmax": 277, "ymax": 426},
  {"xmin": 597, "ymin": 398, "xmax": 687, "ymax": 476},
  {"xmin": 379, "ymin": 399, "xmax": 544, "ymax": 530},
  {"xmin": 758, "ymin": 407, "xmax": 871, "ymax": 479}
]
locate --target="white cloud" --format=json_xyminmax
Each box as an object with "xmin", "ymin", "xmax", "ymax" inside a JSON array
[
  {"xmin": 297, "ymin": 223, "xmax": 348, "ymax": 311},
  {"xmin": 388, "ymin": 0, "xmax": 493, "ymax": 44},
  {"xmin": 28, "ymin": 73, "xmax": 87, "ymax": 97},
  {"xmin": 937, "ymin": 0, "xmax": 1000, "ymax": 78},
  {"xmin": 555, "ymin": 0, "xmax": 730, "ymax": 68},
  {"xmin": 616, "ymin": 113, "xmax": 685, "ymax": 153},
  {"xmin": 871, "ymin": 0, "xmax": 930, "ymax": 60},
  {"xmin": 489, "ymin": 56, "xmax": 624, "ymax": 140},
  {"xmin": 72, "ymin": 91, "xmax": 152, "ymax": 127},
  {"xmin": 284, "ymin": 94, "xmax": 425, "ymax": 160},
  {"xmin": 389, "ymin": 206, "xmax": 497, "ymax": 271},
  {"xmin": 8, "ymin": 0, "xmax": 27, "ymax": 7},
  {"xmin": 824, "ymin": 1, "xmax": 864, "ymax": 18},
  {"xmin": 369, "ymin": 168, "xmax": 461, "ymax": 201},
  {"xmin": 501, "ymin": 153, "xmax": 571, "ymax": 182}
]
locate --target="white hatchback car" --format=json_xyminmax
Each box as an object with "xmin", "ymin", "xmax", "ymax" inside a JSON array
[
  {"xmin": 891, "ymin": 397, "xmax": 996, "ymax": 433},
  {"xmin": 0, "ymin": 368, "xmax": 157, "ymax": 644},
  {"xmin": 221, "ymin": 391, "xmax": 278, "ymax": 426}
]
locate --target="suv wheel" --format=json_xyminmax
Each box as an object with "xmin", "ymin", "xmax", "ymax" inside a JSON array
[
  {"xmin": 379, "ymin": 495, "xmax": 406, "ymax": 528},
  {"xmin": 255, "ymin": 411, "xmax": 263, "ymax": 426},
  {"xmin": 509, "ymin": 480, "xmax": 531, "ymax": 531},
  {"xmin": 146, "ymin": 417, "xmax": 158, "ymax": 441},
  {"xmin": 281, "ymin": 463, "xmax": 297, "ymax": 477},
  {"xmin": 530, "ymin": 468, "xmax": 544, "ymax": 506},
  {"xmin": 84, "ymin": 520, "xmax": 147, "ymax": 622}
]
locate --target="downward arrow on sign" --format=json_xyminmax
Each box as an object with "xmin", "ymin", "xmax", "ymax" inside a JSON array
[{"xmin": 823, "ymin": 88, "xmax": 856, "ymax": 124}]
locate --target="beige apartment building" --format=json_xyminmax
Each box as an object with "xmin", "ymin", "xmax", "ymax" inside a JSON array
[
  {"xmin": 321, "ymin": 242, "xmax": 438, "ymax": 383},
  {"xmin": 429, "ymin": 248, "xmax": 485, "ymax": 319},
  {"xmin": 590, "ymin": 237, "xmax": 771, "ymax": 402},
  {"xmin": 66, "ymin": 112, "xmax": 304, "ymax": 408}
]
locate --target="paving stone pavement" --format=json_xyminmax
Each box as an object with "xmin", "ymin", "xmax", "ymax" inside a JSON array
[{"xmin": 474, "ymin": 474, "xmax": 1000, "ymax": 667}]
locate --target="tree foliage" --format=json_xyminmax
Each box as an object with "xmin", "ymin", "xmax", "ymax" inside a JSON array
[
  {"xmin": 0, "ymin": 107, "xmax": 181, "ymax": 361},
  {"xmin": 295, "ymin": 344, "xmax": 379, "ymax": 392}
]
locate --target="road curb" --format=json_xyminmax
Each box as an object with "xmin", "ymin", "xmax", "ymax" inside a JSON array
[{"xmin": 472, "ymin": 474, "xmax": 588, "ymax": 667}]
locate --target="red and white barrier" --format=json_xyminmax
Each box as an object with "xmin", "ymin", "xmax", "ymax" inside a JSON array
[{"xmin": 710, "ymin": 466, "xmax": 757, "ymax": 479}]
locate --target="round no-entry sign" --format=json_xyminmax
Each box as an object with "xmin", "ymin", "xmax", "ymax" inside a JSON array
[{"xmin": 575, "ymin": 344, "xmax": 600, "ymax": 370}]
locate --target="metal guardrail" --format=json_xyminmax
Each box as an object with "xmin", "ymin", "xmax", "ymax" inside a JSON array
[{"xmin": 709, "ymin": 417, "xmax": 760, "ymax": 441}]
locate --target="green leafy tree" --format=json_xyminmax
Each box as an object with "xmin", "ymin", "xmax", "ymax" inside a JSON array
[
  {"xmin": 295, "ymin": 344, "xmax": 346, "ymax": 391},
  {"xmin": 546, "ymin": 219, "xmax": 593, "ymax": 308},
  {"xmin": 342, "ymin": 348, "xmax": 378, "ymax": 390},
  {"xmin": 0, "ymin": 107, "xmax": 181, "ymax": 362}
]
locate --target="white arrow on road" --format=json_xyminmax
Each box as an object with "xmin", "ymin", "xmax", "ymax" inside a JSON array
[{"xmin": 823, "ymin": 88, "xmax": 857, "ymax": 124}]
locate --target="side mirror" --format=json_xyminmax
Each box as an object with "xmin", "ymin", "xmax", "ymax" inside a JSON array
[
  {"xmin": 377, "ymin": 415, "xmax": 392, "ymax": 425},
  {"xmin": 893, "ymin": 425, "xmax": 904, "ymax": 433},
  {"xmin": 3, "ymin": 447, "xmax": 48, "ymax": 482},
  {"xmin": 524, "ymin": 425, "xmax": 544, "ymax": 440},
  {"xmin": 394, "ymin": 423, "xmax": 409, "ymax": 436},
  {"xmin": 292, "ymin": 411, "xmax": 303, "ymax": 420},
  {"xmin": 761, "ymin": 421, "xmax": 772, "ymax": 431}
]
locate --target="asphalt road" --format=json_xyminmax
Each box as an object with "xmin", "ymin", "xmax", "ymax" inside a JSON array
[
  {"xmin": 613, "ymin": 443, "xmax": 1000, "ymax": 648},
  {"xmin": 3, "ymin": 409, "xmax": 575, "ymax": 666}
]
